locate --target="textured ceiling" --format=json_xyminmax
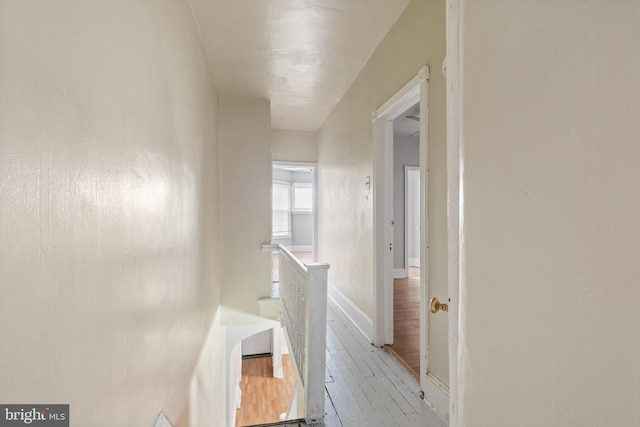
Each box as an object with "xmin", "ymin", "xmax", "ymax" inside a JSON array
[{"xmin": 188, "ymin": 0, "xmax": 412, "ymax": 130}]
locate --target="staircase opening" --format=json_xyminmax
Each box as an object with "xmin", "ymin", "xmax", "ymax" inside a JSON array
[{"xmin": 235, "ymin": 329, "xmax": 297, "ymax": 427}]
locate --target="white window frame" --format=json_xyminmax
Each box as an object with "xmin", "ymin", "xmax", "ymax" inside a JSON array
[{"xmin": 272, "ymin": 180, "xmax": 292, "ymax": 238}]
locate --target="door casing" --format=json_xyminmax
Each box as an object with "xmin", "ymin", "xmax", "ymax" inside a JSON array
[
  {"xmin": 372, "ymin": 1, "xmax": 463, "ymax": 421},
  {"xmin": 372, "ymin": 67, "xmax": 444, "ymax": 409},
  {"xmin": 446, "ymin": 0, "xmax": 461, "ymax": 425}
]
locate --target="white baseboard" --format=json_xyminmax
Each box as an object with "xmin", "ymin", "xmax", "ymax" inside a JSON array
[
  {"xmin": 287, "ymin": 245, "xmax": 312, "ymax": 252},
  {"xmin": 327, "ymin": 283, "xmax": 373, "ymax": 342},
  {"xmin": 408, "ymin": 258, "xmax": 420, "ymax": 268},
  {"xmin": 393, "ymin": 268, "xmax": 407, "ymax": 279},
  {"xmin": 422, "ymin": 372, "xmax": 449, "ymax": 422}
]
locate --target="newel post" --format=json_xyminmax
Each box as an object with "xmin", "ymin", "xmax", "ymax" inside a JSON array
[{"xmin": 303, "ymin": 262, "xmax": 330, "ymax": 425}]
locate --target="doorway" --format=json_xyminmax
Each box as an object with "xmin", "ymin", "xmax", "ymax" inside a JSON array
[
  {"xmin": 387, "ymin": 109, "xmax": 421, "ymax": 380},
  {"xmin": 372, "ymin": 66, "xmax": 449, "ymax": 417},
  {"xmin": 271, "ymin": 162, "xmax": 317, "ymax": 283}
]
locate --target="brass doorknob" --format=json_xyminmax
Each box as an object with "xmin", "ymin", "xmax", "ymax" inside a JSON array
[{"xmin": 430, "ymin": 297, "xmax": 448, "ymax": 313}]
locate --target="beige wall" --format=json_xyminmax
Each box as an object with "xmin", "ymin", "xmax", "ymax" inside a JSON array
[
  {"xmin": 189, "ymin": 310, "xmax": 226, "ymax": 427},
  {"xmin": 191, "ymin": 97, "xmax": 274, "ymax": 427},
  {"xmin": 272, "ymin": 129, "xmax": 318, "ymax": 163},
  {"xmin": 0, "ymin": 0, "xmax": 220, "ymax": 425},
  {"xmin": 459, "ymin": 1, "xmax": 640, "ymax": 425},
  {"xmin": 219, "ymin": 97, "xmax": 273, "ymax": 314},
  {"xmin": 317, "ymin": 0, "xmax": 447, "ymax": 377}
]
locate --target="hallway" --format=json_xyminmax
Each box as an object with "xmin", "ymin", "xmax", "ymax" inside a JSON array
[
  {"xmin": 236, "ymin": 286, "xmax": 443, "ymax": 427},
  {"xmin": 233, "ymin": 293, "xmax": 444, "ymax": 427},
  {"xmin": 322, "ymin": 296, "xmax": 445, "ymax": 427}
]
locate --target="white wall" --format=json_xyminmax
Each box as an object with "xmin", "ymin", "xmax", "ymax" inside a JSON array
[
  {"xmin": 189, "ymin": 311, "xmax": 226, "ymax": 427},
  {"xmin": 406, "ymin": 169, "xmax": 420, "ymax": 266},
  {"xmin": 272, "ymin": 129, "xmax": 318, "ymax": 163},
  {"xmin": 291, "ymin": 213, "xmax": 313, "ymax": 248},
  {"xmin": 219, "ymin": 98, "xmax": 272, "ymax": 314},
  {"xmin": 0, "ymin": 1, "xmax": 220, "ymax": 425},
  {"xmin": 228, "ymin": 341, "xmax": 243, "ymax": 427},
  {"xmin": 459, "ymin": 1, "xmax": 640, "ymax": 425},
  {"xmin": 318, "ymin": 0, "xmax": 446, "ymax": 335}
]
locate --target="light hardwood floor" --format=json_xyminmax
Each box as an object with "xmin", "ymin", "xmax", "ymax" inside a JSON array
[
  {"xmin": 238, "ymin": 261, "xmax": 444, "ymax": 427},
  {"xmin": 235, "ymin": 293, "xmax": 444, "ymax": 427},
  {"xmin": 388, "ymin": 267, "xmax": 420, "ymax": 380},
  {"xmin": 271, "ymin": 251, "xmax": 313, "ymax": 282},
  {"xmin": 235, "ymin": 355, "xmax": 296, "ymax": 427}
]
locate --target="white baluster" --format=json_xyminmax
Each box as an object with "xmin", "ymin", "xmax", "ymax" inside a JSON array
[{"xmin": 273, "ymin": 244, "xmax": 329, "ymax": 425}]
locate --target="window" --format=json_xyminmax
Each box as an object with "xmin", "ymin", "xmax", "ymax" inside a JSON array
[
  {"xmin": 272, "ymin": 181, "xmax": 291, "ymax": 237},
  {"xmin": 292, "ymin": 182, "xmax": 312, "ymax": 212}
]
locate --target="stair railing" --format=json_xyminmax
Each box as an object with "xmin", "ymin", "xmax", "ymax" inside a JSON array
[{"xmin": 263, "ymin": 244, "xmax": 329, "ymax": 425}]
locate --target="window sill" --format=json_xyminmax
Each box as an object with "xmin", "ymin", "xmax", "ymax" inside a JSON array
[{"xmin": 272, "ymin": 234, "xmax": 292, "ymax": 239}]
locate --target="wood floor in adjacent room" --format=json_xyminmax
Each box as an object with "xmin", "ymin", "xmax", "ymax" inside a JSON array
[
  {"xmin": 388, "ymin": 267, "xmax": 421, "ymax": 380},
  {"xmin": 235, "ymin": 355, "xmax": 296, "ymax": 427},
  {"xmin": 271, "ymin": 251, "xmax": 313, "ymax": 283}
]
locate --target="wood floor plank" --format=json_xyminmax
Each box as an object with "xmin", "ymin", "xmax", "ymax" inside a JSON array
[
  {"xmin": 324, "ymin": 297, "xmax": 446, "ymax": 427},
  {"xmin": 235, "ymin": 355, "xmax": 296, "ymax": 427},
  {"xmin": 389, "ymin": 270, "xmax": 421, "ymax": 379},
  {"xmin": 239, "ymin": 276, "xmax": 445, "ymax": 427}
]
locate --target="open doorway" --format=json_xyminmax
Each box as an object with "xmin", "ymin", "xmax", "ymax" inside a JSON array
[
  {"xmin": 271, "ymin": 163, "xmax": 316, "ymax": 283},
  {"xmin": 372, "ymin": 66, "xmax": 449, "ymax": 416},
  {"xmin": 388, "ymin": 105, "xmax": 421, "ymax": 380}
]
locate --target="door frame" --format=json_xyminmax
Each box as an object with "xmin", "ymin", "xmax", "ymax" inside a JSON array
[
  {"xmin": 446, "ymin": 0, "xmax": 461, "ymax": 425},
  {"xmin": 372, "ymin": 65, "xmax": 429, "ymax": 378},
  {"xmin": 272, "ymin": 161, "xmax": 318, "ymax": 261}
]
